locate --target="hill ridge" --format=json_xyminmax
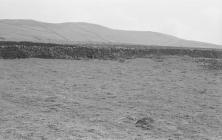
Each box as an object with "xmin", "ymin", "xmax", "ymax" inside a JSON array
[{"xmin": 0, "ymin": 19, "xmax": 221, "ymax": 48}]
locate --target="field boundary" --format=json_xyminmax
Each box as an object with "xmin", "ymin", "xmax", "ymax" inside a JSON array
[{"xmin": 0, "ymin": 41, "xmax": 222, "ymax": 59}]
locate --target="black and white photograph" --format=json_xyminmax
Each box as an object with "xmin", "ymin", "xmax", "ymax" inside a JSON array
[{"xmin": 0, "ymin": 0, "xmax": 222, "ymax": 139}]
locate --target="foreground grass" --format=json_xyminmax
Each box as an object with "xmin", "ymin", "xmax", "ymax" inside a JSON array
[{"xmin": 0, "ymin": 56, "xmax": 222, "ymax": 140}]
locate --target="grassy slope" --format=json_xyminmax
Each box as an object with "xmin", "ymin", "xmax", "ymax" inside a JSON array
[{"xmin": 0, "ymin": 57, "xmax": 222, "ymax": 139}]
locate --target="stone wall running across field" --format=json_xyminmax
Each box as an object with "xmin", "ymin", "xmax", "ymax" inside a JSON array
[{"xmin": 0, "ymin": 41, "xmax": 222, "ymax": 59}]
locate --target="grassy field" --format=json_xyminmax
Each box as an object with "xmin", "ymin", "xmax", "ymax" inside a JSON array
[{"xmin": 0, "ymin": 56, "xmax": 222, "ymax": 140}]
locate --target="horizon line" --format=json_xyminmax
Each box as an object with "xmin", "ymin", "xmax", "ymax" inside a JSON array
[{"xmin": 0, "ymin": 18, "xmax": 222, "ymax": 46}]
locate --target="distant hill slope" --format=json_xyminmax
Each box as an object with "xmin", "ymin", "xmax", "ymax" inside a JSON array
[{"xmin": 0, "ymin": 19, "xmax": 221, "ymax": 48}]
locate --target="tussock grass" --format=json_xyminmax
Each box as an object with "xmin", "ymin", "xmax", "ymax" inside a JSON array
[{"xmin": 196, "ymin": 58, "xmax": 222, "ymax": 71}]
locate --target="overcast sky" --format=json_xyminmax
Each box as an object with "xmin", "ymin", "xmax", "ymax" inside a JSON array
[{"xmin": 0, "ymin": 0, "xmax": 221, "ymax": 45}]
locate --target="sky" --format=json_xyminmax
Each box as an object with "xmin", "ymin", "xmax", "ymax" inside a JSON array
[{"xmin": 0, "ymin": 0, "xmax": 222, "ymax": 45}]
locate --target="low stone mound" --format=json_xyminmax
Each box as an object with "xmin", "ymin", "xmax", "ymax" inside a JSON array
[{"xmin": 135, "ymin": 117, "xmax": 155, "ymax": 130}]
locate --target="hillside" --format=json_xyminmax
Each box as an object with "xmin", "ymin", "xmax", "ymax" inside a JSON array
[{"xmin": 0, "ymin": 19, "xmax": 221, "ymax": 48}]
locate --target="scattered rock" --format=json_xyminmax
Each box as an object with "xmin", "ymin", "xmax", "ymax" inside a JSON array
[
  {"xmin": 118, "ymin": 58, "xmax": 126, "ymax": 63},
  {"xmin": 135, "ymin": 117, "xmax": 155, "ymax": 130}
]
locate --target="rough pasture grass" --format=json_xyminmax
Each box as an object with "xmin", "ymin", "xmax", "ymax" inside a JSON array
[{"xmin": 0, "ymin": 56, "xmax": 222, "ymax": 139}]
